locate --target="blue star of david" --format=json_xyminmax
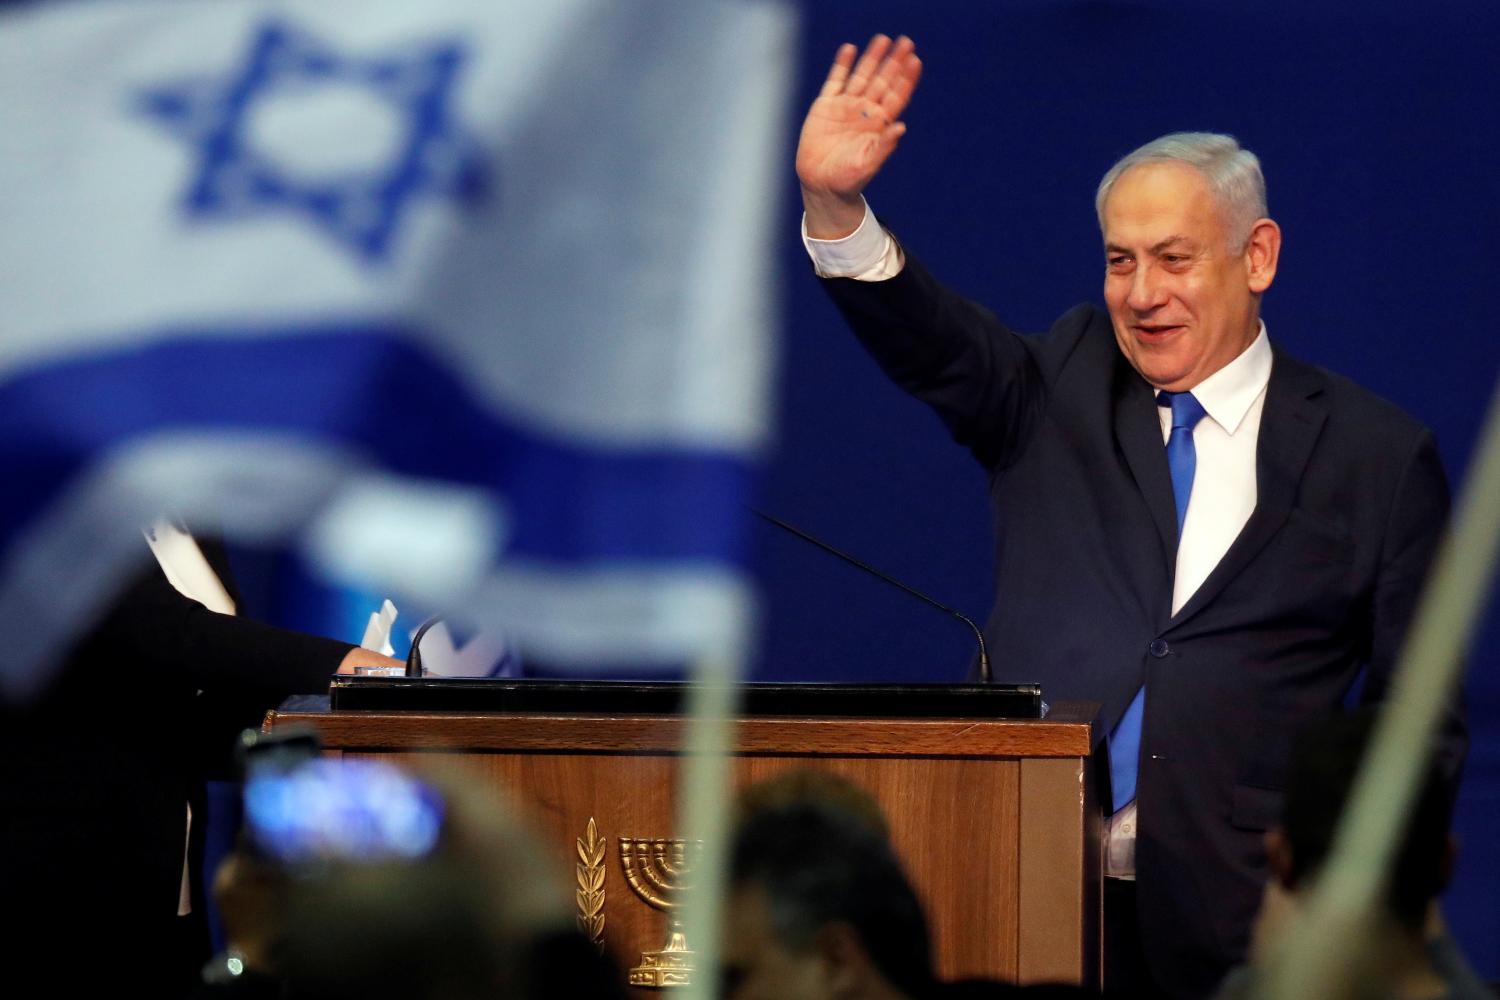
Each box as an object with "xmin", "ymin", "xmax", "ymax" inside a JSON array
[{"xmin": 137, "ymin": 20, "xmax": 488, "ymax": 263}]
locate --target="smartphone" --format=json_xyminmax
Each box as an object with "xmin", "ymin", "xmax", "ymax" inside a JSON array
[{"xmin": 239, "ymin": 728, "xmax": 444, "ymax": 865}]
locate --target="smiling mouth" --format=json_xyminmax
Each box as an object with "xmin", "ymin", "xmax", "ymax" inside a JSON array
[{"xmin": 1134, "ymin": 324, "xmax": 1184, "ymax": 343}]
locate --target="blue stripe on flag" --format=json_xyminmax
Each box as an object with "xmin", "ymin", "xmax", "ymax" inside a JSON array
[{"xmin": 0, "ymin": 325, "xmax": 756, "ymax": 566}]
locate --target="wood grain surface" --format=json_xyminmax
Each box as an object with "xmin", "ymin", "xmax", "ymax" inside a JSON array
[
  {"xmin": 266, "ymin": 703, "xmax": 1095, "ymax": 757},
  {"xmin": 266, "ymin": 700, "xmax": 1100, "ymax": 988}
]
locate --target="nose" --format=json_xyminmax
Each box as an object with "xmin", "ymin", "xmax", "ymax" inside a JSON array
[{"xmin": 1126, "ymin": 264, "xmax": 1166, "ymax": 313}]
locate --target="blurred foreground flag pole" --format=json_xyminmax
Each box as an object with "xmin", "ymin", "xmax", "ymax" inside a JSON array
[
  {"xmin": 1258, "ymin": 373, "xmax": 1500, "ymax": 1000},
  {"xmin": 0, "ymin": 0, "xmax": 794, "ymax": 703}
]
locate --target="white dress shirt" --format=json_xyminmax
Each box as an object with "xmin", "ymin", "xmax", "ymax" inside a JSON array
[
  {"xmin": 803, "ymin": 202, "xmax": 1274, "ymax": 877},
  {"xmin": 801, "ymin": 198, "xmax": 902, "ymax": 279},
  {"xmin": 1105, "ymin": 328, "xmax": 1270, "ymax": 876}
]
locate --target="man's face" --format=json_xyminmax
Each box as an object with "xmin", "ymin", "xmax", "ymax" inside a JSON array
[
  {"xmin": 1101, "ymin": 161, "xmax": 1263, "ymax": 391},
  {"xmin": 721, "ymin": 885, "xmax": 836, "ymax": 1000}
]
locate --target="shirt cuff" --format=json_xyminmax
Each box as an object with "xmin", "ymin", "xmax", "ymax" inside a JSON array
[
  {"xmin": 801, "ymin": 198, "xmax": 904, "ymax": 280},
  {"xmin": 1104, "ymin": 799, "xmax": 1137, "ymax": 879}
]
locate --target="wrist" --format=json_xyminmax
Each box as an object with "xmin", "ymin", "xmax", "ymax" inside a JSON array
[{"xmin": 800, "ymin": 186, "xmax": 866, "ymax": 240}]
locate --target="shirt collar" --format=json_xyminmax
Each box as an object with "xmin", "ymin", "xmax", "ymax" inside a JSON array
[{"xmin": 1160, "ymin": 321, "xmax": 1272, "ymax": 435}]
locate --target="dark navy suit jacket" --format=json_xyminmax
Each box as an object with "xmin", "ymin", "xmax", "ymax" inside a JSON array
[
  {"xmin": 822, "ymin": 250, "xmax": 1462, "ymax": 998},
  {"xmin": 0, "ymin": 540, "xmax": 351, "ymax": 992}
]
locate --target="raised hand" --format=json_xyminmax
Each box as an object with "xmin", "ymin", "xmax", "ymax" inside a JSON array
[{"xmin": 796, "ymin": 34, "xmax": 922, "ymax": 238}]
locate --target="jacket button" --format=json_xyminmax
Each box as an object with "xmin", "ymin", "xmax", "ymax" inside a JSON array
[{"xmin": 1148, "ymin": 638, "xmax": 1171, "ymax": 658}]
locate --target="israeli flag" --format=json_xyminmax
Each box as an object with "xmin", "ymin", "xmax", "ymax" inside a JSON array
[{"xmin": 0, "ymin": 0, "xmax": 793, "ymax": 698}]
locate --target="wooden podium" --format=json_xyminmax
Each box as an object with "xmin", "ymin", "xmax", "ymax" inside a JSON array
[{"xmin": 265, "ymin": 682, "xmax": 1101, "ymax": 989}]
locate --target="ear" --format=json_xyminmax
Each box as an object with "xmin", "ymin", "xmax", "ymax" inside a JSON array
[
  {"xmin": 814, "ymin": 922, "xmax": 876, "ymax": 999},
  {"xmin": 1264, "ymin": 827, "xmax": 1296, "ymax": 888},
  {"xmin": 1244, "ymin": 217, "xmax": 1281, "ymax": 294}
]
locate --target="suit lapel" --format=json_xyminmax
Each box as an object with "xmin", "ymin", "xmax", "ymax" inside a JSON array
[
  {"xmin": 1169, "ymin": 348, "xmax": 1328, "ymax": 628},
  {"xmin": 1113, "ymin": 361, "xmax": 1179, "ymax": 595}
]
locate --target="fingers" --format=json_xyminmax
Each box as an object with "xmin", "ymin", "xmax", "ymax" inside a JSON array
[
  {"xmin": 844, "ymin": 33, "xmax": 893, "ymax": 98},
  {"xmin": 817, "ymin": 42, "xmax": 857, "ymax": 99},
  {"xmin": 879, "ymin": 52, "xmax": 922, "ymax": 120},
  {"xmin": 822, "ymin": 35, "xmax": 918, "ymax": 114},
  {"xmin": 865, "ymin": 35, "xmax": 915, "ymax": 101}
]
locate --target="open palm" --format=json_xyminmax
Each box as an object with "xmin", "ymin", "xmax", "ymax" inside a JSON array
[{"xmin": 796, "ymin": 35, "xmax": 922, "ymax": 199}]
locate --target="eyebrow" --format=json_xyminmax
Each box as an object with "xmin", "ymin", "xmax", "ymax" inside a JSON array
[{"xmin": 1104, "ymin": 235, "xmax": 1199, "ymax": 255}]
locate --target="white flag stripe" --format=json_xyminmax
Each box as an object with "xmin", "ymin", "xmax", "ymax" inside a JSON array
[{"xmin": 0, "ymin": 423, "xmax": 754, "ymax": 698}]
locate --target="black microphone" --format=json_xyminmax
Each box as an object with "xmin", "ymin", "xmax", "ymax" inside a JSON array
[
  {"xmin": 405, "ymin": 615, "xmax": 444, "ymax": 678},
  {"xmin": 751, "ymin": 508, "xmax": 992, "ymax": 683}
]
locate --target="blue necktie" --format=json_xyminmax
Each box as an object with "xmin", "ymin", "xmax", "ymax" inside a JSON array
[{"xmin": 1108, "ymin": 391, "xmax": 1207, "ymax": 812}]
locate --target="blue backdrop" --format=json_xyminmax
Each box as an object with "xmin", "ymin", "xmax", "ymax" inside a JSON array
[{"xmin": 753, "ymin": 0, "xmax": 1499, "ymax": 977}]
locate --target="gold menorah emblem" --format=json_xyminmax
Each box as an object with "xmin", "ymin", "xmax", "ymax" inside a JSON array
[{"xmin": 618, "ymin": 837, "xmax": 703, "ymax": 988}]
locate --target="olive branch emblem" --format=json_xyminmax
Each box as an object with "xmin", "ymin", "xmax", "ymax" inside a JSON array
[{"xmin": 576, "ymin": 818, "xmax": 607, "ymax": 951}]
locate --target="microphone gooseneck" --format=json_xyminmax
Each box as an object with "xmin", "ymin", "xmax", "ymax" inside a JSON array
[
  {"xmin": 750, "ymin": 508, "xmax": 991, "ymax": 683},
  {"xmin": 405, "ymin": 615, "xmax": 444, "ymax": 678}
]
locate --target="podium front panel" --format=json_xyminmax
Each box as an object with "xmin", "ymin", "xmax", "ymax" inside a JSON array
[{"xmin": 266, "ymin": 699, "xmax": 1100, "ymax": 989}]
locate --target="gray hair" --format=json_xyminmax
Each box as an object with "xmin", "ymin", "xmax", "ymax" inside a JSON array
[{"xmin": 1095, "ymin": 132, "xmax": 1267, "ymax": 253}]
